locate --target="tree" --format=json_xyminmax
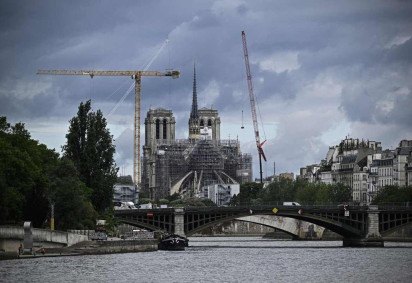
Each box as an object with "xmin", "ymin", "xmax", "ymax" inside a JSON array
[
  {"xmin": 231, "ymin": 182, "xmax": 262, "ymax": 205},
  {"xmin": 0, "ymin": 117, "xmax": 53, "ymax": 226},
  {"xmin": 263, "ymin": 178, "xmax": 296, "ymax": 203},
  {"xmin": 329, "ymin": 183, "xmax": 352, "ymax": 203},
  {"xmin": 63, "ymin": 100, "xmax": 118, "ymax": 214},
  {"xmin": 372, "ymin": 185, "xmax": 412, "ymax": 204},
  {"xmin": 48, "ymin": 158, "xmax": 97, "ymax": 230},
  {"xmin": 295, "ymin": 182, "xmax": 318, "ymax": 204}
]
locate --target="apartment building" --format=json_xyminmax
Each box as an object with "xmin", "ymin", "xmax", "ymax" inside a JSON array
[{"xmin": 299, "ymin": 138, "xmax": 412, "ymax": 204}]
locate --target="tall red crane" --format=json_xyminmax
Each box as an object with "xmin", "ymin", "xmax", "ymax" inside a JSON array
[{"xmin": 241, "ymin": 31, "xmax": 266, "ymax": 184}]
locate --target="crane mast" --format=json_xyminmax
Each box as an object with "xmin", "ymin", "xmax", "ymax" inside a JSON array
[
  {"xmin": 37, "ymin": 69, "xmax": 179, "ymax": 186},
  {"xmin": 241, "ymin": 31, "xmax": 266, "ymax": 184}
]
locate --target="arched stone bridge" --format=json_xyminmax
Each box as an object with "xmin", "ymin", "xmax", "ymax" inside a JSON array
[
  {"xmin": 235, "ymin": 215, "xmax": 326, "ymax": 239},
  {"xmin": 114, "ymin": 205, "xmax": 412, "ymax": 247}
]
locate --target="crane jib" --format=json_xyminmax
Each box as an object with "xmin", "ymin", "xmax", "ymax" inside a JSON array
[
  {"xmin": 37, "ymin": 70, "xmax": 180, "ymax": 78},
  {"xmin": 36, "ymin": 67, "xmax": 180, "ymax": 186}
]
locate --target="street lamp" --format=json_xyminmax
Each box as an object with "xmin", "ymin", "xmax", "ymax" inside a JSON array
[{"xmin": 50, "ymin": 202, "xmax": 55, "ymax": 231}]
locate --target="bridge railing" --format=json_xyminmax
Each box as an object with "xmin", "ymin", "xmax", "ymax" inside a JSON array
[
  {"xmin": 183, "ymin": 204, "xmax": 366, "ymax": 212},
  {"xmin": 377, "ymin": 202, "xmax": 412, "ymax": 210}
]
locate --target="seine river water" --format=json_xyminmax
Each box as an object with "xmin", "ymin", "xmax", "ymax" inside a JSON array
[{"xmin": 1, "ymin": 237, "xmax": 412, "ymax": 283}]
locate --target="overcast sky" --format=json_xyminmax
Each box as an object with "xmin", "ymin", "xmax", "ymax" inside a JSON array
[{"xmin": 1, "ymin": 0, "xmax": 411, "ymax": 179}]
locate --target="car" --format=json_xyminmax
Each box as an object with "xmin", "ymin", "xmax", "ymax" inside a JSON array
[
  {"xmin": 283, "ymin": 202, "xmax": 301, "ymax": 206},
  {"xmin": 90, "ymin": 231, "xmax": 107, "ymax": 241}
]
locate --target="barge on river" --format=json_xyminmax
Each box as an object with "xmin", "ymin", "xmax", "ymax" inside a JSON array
[{"xmin": 158, "ymin": 234, "xmax": 188, "ymax": 251}]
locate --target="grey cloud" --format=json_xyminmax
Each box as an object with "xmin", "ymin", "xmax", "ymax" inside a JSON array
[
  {"xmin": 114, "ymin": 127, "xmax": 133, "ymax": 166},
  {"xmin": 2, "ymin": 0, "xmax": 412, "ymax": 176}
]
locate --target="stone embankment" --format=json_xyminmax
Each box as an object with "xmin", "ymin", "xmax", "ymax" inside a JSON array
[{"xmin": 1, "ymin": 239, "xmax": 158, "ymax": 260}]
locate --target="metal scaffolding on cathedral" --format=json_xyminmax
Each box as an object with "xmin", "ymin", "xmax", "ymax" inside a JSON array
[{"xmin": 141, "ymin": 64, "xmax": 252, "ymax": 200}]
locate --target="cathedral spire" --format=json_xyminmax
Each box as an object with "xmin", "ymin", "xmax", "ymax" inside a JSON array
[{"xmin": 190, "ymin": 62, "xmax": 198, "ymax": 119}]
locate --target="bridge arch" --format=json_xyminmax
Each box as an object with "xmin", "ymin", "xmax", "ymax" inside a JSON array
[
  {"xmin": 235, "ymin": 215, "xmax": 326, "ymax": 239},
  {"xmin": 114, "ymin": 205, "xmax": 412, "ymax": 246},
  {"xmin": 183, "ymin": 207, "xmax": 363, "ymax": 238}
]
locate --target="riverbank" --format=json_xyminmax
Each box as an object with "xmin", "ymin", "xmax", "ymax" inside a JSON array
[{"xmin": 0, "ymin": 238, "xmax": 158, "ymax": 261}]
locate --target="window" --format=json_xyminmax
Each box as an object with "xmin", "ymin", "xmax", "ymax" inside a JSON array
[
  {"xmin": 208, "ymin": 119, "xmax": 212, "ymax": 127},
  {"xmin": 163, "ymin": 119, "xmax": 167, "ymax": 139},
  {"xmin": 155, "ymin": 119, "xmax": 160, "ymax": 139}
]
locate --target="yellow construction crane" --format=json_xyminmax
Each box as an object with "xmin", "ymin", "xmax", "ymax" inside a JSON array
[{"xmin": 37, "ymin": 69, "xmax": 180, "ymax": 185}]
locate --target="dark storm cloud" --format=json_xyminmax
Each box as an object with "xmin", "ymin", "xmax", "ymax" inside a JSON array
[
  {"xmin": 339, "ymin": 37, "xmax": 412, "ymax": 129},
  {"xmin": 1, "ymin": 0, "xmax": 412, "ymax": 175}
]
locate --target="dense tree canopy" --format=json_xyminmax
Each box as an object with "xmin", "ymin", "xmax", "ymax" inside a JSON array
[
  {"xmin": 63, "ymin": 100, "xmax": 118, "ymax": 214},
  {"xmin": 48, "ymin": 158, "xmax": 97, "ymax": 230},
  {"xmin": 0, "ymin": 117, "xmax": 52, "ymax": 226},
  {"xmin": 0, "ymin": 116, "xmax": 97, "ymax": 229},
  {"xmin": 371, "ymin": 185, "xmax": 412, "ymax": 205},
  {"xmin": 230, "ymin": 178, "xmax": 352, "ymax": 206}
]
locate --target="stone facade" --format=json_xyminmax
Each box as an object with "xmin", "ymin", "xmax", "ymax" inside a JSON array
[
  {"xmin": 299, "ymin": 138, "xmax": 412, "ymax": 204},
  {"xmin": 141, "ymin": 66, "xmax": 252, "ymax": 200}
]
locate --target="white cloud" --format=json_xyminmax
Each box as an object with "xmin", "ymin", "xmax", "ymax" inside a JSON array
[
  {"xmin": 301, "ymin": 73, "xmax": 342, "ymax": 100},
  {"xmin": 258, "ymin": 52, "xmax": 300, "ymax": 73},
  {"xmin": 385, "ymin": 34, "xmax": 412, "ymax": 49},
  {"xmin": 26, "ymin": 118, "xmax": 69, "ymax": 152},
  {"xmin": 320, "ymin": 120, "xmax": 351, "ymax": 146},
  {"xmin": 200, "ymin": 80, "xmax": 220, "ymax": 107},
  {"xmin": 211, "ymin": 0, "xmax": 245, "ymax": 15},
  {"xmin": 1, "ymin": 79, "xmax": 53, "ymax": 100}
]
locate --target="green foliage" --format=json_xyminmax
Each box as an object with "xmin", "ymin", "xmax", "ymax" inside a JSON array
[
  {"xmin": 230, "ymin": 182, "xmax": 262, "ymax": 205},
  {"xmin": 0, "ymin": 118, "xmax": 53, "ymax": 226},
  {"xmin": 48, "ymin": 158, "xmax": 97, "ymax": 230},
  {"xmin": 0, "ymin": 116, "xmax": 10, "ymax": 132},
  {"xmin": 139, "ymin": 190, "xmax": 150, "ymax": 199},
  {"xmin": 117, "ymin": 175, "xmax": 134, "ymax": 185},
  {"xmin": 166, "ymin": 193, "xmax": 180, "ymax": 202},
  {"xmin": 329, "ymin": 183, "xmax": 352, "ymax": 203},
  {"xmin": 63, "ymin": 100, "xmax": 118, "ymax": 214},
  {"xmin": 371, "ymin": 185, "xmax": 412, "ymax": 204},
  {"xmin": 166, "ymin": 196, "xmax": 215, "ymax": 207},
  {"xmin": 295, "ymin": 183, "xmax": 318, "ymax": 204},
  {"xmin": 139, "ymin": 198, "xmax": 152, "ymax": 205},
  {"xmin": 181, "ymin": 197, "xmax": 206, "ymax": 207},
  {"xmin": 0, "ymin": 116, "xmax": 98, "ymax": 230},
  {"xmin": 200, "ymin": 198, "xmax": 216, "ymax": 207},
  {"xmin": 234, "ymin": 180, "xmax": 352, "ymax": 205},
  {"xmin": 261, "ymin": 179, "xmax": 296, "ymax": 203},
  {"xmin": 158, "ymin": 199, "xmax": 170, "ymax": 205},
  {"xmin": 170, "ymin": 199, "xmax": 184, "ymax": 207}
]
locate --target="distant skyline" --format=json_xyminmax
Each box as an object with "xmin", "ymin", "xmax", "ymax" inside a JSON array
[{"xmin": 1, "ymin": 0, "xmax": 411, "ymax": 178}]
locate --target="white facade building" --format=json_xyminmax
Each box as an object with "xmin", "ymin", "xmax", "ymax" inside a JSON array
[
  {"xmin": 299, "ymin": 138, "xmax": 412, "ymax": 205},
  {"xmin": 197, "ymin": 184, "xmax": 240, "ymax": 206},
  {"xmin": 320, "ymin": 171, "xmax": 333, "ymax": 185},
  {"xmin": 113, "ymin": 183, "xmax": 139, "ymax": 205},
  {"xmin": 393, "ymin": 140, "xmax": 412, "ymax": 187}
]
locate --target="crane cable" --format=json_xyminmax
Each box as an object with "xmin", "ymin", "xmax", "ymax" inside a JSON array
[
  {"xmin": 240, "ymin": 49, "xmax": 266, "ymax": 141},
  {"xmin": 107, "ymin": 39, "xmax": 170, "ymax": 117}
]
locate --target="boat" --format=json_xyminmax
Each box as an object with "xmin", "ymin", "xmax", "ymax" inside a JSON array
[{"xmin": 158, "ymin": 234, "xmax": 188, "ymax": 251}]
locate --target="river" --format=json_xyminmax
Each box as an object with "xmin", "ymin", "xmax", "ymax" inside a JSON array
[{"xmin": 1, "ymin": 237, "xmax": 412, "ymax": 282}]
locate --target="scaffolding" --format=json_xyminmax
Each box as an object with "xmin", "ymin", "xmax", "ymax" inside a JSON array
[{"xmin": 142, "ymin": 139, "xmax": 252, "ymax": 200}]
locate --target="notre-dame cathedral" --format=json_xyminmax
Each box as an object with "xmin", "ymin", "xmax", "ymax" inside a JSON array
[{"xmin": 141, "ymin": 65, "xmax": 252, "ymax": 200}]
